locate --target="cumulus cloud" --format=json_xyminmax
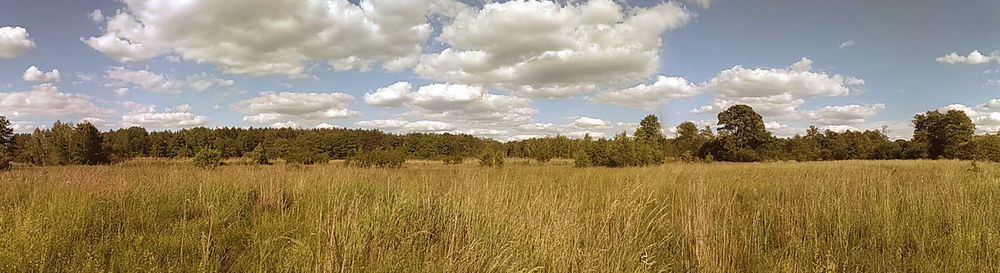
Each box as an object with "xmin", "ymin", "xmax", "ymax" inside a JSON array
[
  {"xmin": 572, "ymin": 117, "xmax": 611, "ymax": 129},
  {"xmin": 186, "ymin": 73, "xmax": 234, "ymax": 91},
  {"xmin": 588, "ymin": 76, "xmax": 701, "ymax": 110},
  {"xmin": 121, "ymin": 104, "xmax": 210, "ymax": 129},
  {"xmin": 355, "ymin": 119, "xmax": 456, "ymax": 132},
  {"xmin": 105, "ymin": 67, "xmax": 185, "ymax": 94},
  {"xmin": 0, "ymin": 84, "xmax": 107, "ymax": 118},
  {"xmin": 803, "ymin": 104, "xmax": 886, "ymax": 125},
  {"xmin": 694, "ymin": 58, "xmax": 866, "ymax": 120},
  {"xmin": 9, "ymin": 121, "xmax": 45, "ymax": 133},
  {"xmin": 364, "ymin": 82, "xmax": 537, "ymax": 127},
  {"xmin": 22, "ymin": 66, "xmax": 61, "ymax": 82},
  {"xmin": 838, "ymin": 40, "xmax": 854, "ymax": 48},
  {"xmin": 89, "ymin": 9, "xmax": 105, "ymax": 23},
  {"xmin": 936, "ymin": 50, "xmax": 997, "ymax": 64},
  {"xmin": 414, "ymin": 0, "xmax": 692, "ymax": 97},
  {"xmin": 234, "ymin": 91, "xmax": 361, "ymax": 125},
  {"xmin": 0, "ymin": 26, "xmax": 35, "ymax": 58},
  {"xmin": 938, "ymin": 101, "xmax": 1000, "ymax": 133},
  {"xmin": 83, "ymin": 0, "xmax": 464, "ymax": 77}
]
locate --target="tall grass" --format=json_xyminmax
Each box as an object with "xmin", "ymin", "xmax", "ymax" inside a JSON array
[{"xmin": 1, "ymin": 160, "xmax": 999, "ymax": 271}]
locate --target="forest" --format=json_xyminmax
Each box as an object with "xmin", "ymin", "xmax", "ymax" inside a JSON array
[{"xmin": 2, "ymin": 104, "xmax": 998, "ymax": 170}]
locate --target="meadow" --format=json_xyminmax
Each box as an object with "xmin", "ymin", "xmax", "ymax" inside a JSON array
[{"xmin": 1, "ymin": 159, "xmax": 999, "ymax": 272}]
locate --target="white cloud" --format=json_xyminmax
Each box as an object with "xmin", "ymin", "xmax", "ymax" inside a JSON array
[
  {"xmin": 121, "ymin": 104, "xmax": 210, "ymax": 129},
  {"xmin": 234, "ymin": 91, "xmax": 361, "ymax": 124},
  {"xmin": 80, "ymin": 117, "xmax": 110, "ymax": 128},
  {"xmin": 0, "ymin": 26, "xmax": 35, "ymax": 58},
  {"xmin": 803, "ymin": 104, "xmax": 886, "ymax": 125},
  {"xmin": 355, "ymin": 119, "xmax": 455, "ymax": 132},
  {"xmin": 271, "ymin": 121, "xmax": 300, "ymax": 129},
  {"xmin": 588, "ymin": 76, "xmax": 701, "ymax": 110},
  {"xmin": 938, "ymin": 102, "xmax": 1000, "ymax": 133},
  {"xmin": 113, "ymin": 88, "xmax": 130, "ymax": 97},
  {"xmin": 364, "ymin": 82, "xmax": 537, "ymax": 129},
  {"xmin": 414, "ymin": 0, "xmax": 692, "ymax": 97},
  {"xmin": 9, "ymin": 121, "xmax": 45, "ymax": 133},
  {"xmin": 364, "ymin": 82, "xmax": 413, "ymax": 107},
  {"xmin": 186, "ymin": 73, "xmax": 234, "ymax": 92},
  {"xmin": 694, "ymin": 58, "xmax": 865, "ymax": 120},
  {"xmin": 105, "ymin": 67, "xmax": 185, "ymax": 94},
  {"xmin": 936, "ymin": 50, "xmax": 997, "ymax": 64},
  {"xmin": 572, "ymin": 116, "xmax": 611, "ymax": 129},
  {"xmin": 838, "ymin": 40, "xmax": 854, "ymax": 48},
  {"xmin": 84, "ymin": 0, "xmax": 464, "ymax": 77},
  {"xmin": 0, "ymin": 84, "xmax": 107, "ymax": 118},
  {"xmin": 22, "ymin": 66, "xmax": 61, "ymax": 82},
  {"xmin": 89, "ymin": 9, "xmax": 105, "ymax": 23},
  {"xmin": 315, "ymin": 123, "xmax": 337, "ymax": 129}
]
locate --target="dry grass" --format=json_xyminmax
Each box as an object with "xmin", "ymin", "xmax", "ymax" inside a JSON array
[{"xmin": 1, "ymin": 160, "xmax": 999, "ymax": 272}]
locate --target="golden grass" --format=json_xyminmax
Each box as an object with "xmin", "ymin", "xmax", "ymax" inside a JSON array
[{"xmin": 1, "ymin": 160, "xmax": 999, "ymax": 272}]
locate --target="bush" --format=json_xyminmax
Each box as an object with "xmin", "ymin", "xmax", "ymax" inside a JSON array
[
  {"xmin": 244, "ymin": 143, "xmax": 270, "ymax": 165},
  {"xmin": 0, "ymin": 148, "xmax": 12, "ymax": 171},
  {"xmin": 573, "ymin": 149, "xmax": 591, "ymax": 168},
  {"xmin": 192, "ymin": 147, "xmax": 222, "ymax": 168},
  {"xmin": 442, "ymin": 155, "xmax": 464, "ymax": 165},
  {"xmin": 346, "ymin": 149, "xmax": 405, "ymax": 168},
  {"xmin": 479, "ymin": 150, "xmax": 505, "ymax": 167},
  {"xmin": 286, "ymin": 149, "xmax": 329, "ymax": 165}
]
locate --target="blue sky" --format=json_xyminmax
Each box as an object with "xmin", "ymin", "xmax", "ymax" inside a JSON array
[{"xmin": 1, "ymin": 0, "xmax": 999, "ymax": 140}]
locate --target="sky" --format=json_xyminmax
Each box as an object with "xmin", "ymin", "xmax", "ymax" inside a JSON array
[{"xmin": 1, "ymin": 0, "xmax": 999, "ymax": 141}]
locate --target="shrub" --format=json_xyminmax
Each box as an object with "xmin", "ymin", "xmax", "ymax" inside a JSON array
[
  {"xmin": 0, "ymin": 148, "xmax": 12, "ymax": 171},
  {"xmin": 573, "ymin": 149, "xmax": 591, "ymax": 168},
  {"xmin": 347, "ymin": 149, "xmax": 405, "ymax": 168},
  {"xmin": 286, "ymin": 149, "xmax": 329, "ymax": 165},
  {"xmin": 479, "ymin": 150, "xmax": 505, "ymax": 167},
  {"xmin": 244, "ymin": 143, "xmax": 270, "ymax": 165},
  {"xmin": 192, "ymin": 147, "xmax": 222, "ymax": 168},
  {"xmin": 442, "ymin": 155, "xmax": 464, "ymax": 165}
]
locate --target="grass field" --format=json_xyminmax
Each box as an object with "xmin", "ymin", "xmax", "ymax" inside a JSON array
[{"xmin": 2, "ymin": 159, "xmax": 999, "ymax": 272}]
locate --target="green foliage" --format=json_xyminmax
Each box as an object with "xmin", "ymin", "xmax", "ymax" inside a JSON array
[
  {"xmin": 0, "ymin": 147, "xmax": 11, "ymax": 171},
  {"xmin": 478, "ymin": 150, "xmax": 505, "ymax": 167},
  {"xmin": 243, "ymin": 143, "xmax": 270, "ymax": 165},
  {"xmin": 442, "ymin": 155, "xmax": 464, "ymax": 165},
  {"xmin": 192, "ymin": 147, "xmax": 222, "ymax": 168},
  {"xmin": 286, "ymin": 148, "xmax": 329, "ymax": 165},
  {"xmin": 346, "ymin": 149, "xmax": 405, "ymax": 168},
  {"xmin": 912, "ymin": 110, "xmax": 975, "ymax": 159},
  {"xmin": 572, "ymin": 149, "xmax": 592, "ymax": 167},
  {"xmin": 70, "ymin": 122, "xmax": 108, "ymax": 165}
]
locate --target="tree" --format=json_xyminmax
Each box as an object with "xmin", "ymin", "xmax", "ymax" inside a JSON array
[
  {"xmin": 244, "ymin": 143, "xmax": 270, "ymax": 165},
  {"xmin": 0, "ymin": 116, "xmax": 11, "ymax": 171},
  {"xmin": 674, "ymin": 121, "xmax": 705, "ymax": 161},
  {"xmin": 712, "ymin": 105, "xmax": 772, "ymax": 161},
  {"xmin": 193, "ymin": 147, "xmax": 222, "ymax": 168},
  {"xmin": 634, "ymin": 114, "xmax": 666, "ymax": 144},
  {"xmin": 912, "ymin": 110, "xmax": 975, "ymax": 159},
  {"xmin": 70, "ymin": 122, "xmax": 108, "ymax": 165},
  {"xmin": 717, "ymin": 105, "xmax": 771, "ymax": 150}
]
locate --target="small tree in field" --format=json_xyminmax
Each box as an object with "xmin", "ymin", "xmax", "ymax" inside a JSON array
[
  {"xmin": 479, "ymin": 150, "xmax": 505, "ymax": 167},
  {"xmin": 244, "ymin": 143, "xmax": 270, "ymax": 165},
  {"xmin": 573, "ymin": 149, "xmax": 591, "ymax": 168},
  {"xmin": 0, "ymin": 148, "xmax": 11, "ymax": 171},
  {"xmin": 193, "ymin": 147, "xmax": 222, "ymax": 168}
]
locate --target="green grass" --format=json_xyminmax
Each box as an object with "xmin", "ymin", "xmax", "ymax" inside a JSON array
[{"xmin": 1, "ymin": 160, "xmax": 999, "ymax": 272}]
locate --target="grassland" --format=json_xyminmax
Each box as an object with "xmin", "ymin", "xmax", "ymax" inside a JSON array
[{"xmin": 1, "ymin": 159, "xmax": 999, "ymax": 272}]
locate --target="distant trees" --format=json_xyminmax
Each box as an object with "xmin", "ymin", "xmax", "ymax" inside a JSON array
[
  {"xmin": 346, "ymin": 149, "xmax": 405, "ymax": 168},
  {"xmin": 702, "ymin": 105, "xmax": 773, "ymax": 162},
  {"xmin": 479, "ymin": 150, "xmax": 505, "ymax": 167},
  {"xmin": 0, "ymin": 116, "xmax": 11, "ymax": 171},
  {"xmin": 912, "ymin": 110, "xmax": 975, "ymax": 159}
]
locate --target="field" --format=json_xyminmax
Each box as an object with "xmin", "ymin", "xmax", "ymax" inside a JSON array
[{"xmin": 2, "ymin": 160, "xmax": 999, "ymax": 272}]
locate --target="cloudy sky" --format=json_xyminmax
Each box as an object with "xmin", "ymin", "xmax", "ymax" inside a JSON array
[{"xmin": 1, "ymin": 0, "xmax": 999, "ymax": 140}]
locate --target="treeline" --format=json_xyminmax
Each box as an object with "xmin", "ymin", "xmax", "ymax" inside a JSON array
[
  {"xmin": 512, "ymin": 104, "xmax": 992, "ymax": 166},
  {"xmin": 0, "ymin": 117, "xmax": 501, "ymax": 167},
  {"xmin": 0, "ymin": 103, "xmax": 995, "ymax": 169}
]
